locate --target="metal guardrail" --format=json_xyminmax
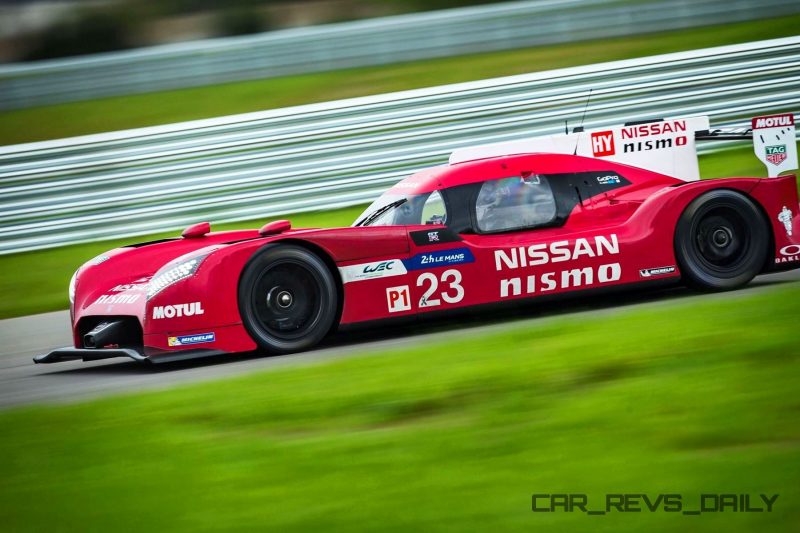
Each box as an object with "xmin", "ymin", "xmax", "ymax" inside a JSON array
[
  {"xmin": 1, "ymin": 36, "xmax": 799, "ymax": 255},
  {"xmin": 1, "ymin": 0, "xmax": 799, "ymax": 109}
]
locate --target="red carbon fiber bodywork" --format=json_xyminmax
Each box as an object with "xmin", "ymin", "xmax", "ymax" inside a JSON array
[{"xmin": 68, "ymin": 153, "xmax": 800, "ymax": 359}]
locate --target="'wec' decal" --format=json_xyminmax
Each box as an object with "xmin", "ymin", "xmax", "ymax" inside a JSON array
[{"xmin": 339, "ymin": 260, "xmax": 407, "ymax": 283}]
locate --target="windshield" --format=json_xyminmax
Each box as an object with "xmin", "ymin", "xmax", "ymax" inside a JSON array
[{"xmin": 353, "ymin": 191, "xmax": 447, "ymax": 227}]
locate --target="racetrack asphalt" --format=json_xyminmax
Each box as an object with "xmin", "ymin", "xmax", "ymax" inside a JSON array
[{"xmin": 1, "ymin": 270, "xmax": 798, "ymax": 410}]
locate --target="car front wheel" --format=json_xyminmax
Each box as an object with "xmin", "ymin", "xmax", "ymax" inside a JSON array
[{"xmin": 239, "ymin": 244, "xmax": 338, "ymax": 354}]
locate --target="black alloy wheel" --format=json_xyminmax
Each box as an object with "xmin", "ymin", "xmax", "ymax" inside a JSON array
[
  {"xmin": 675, "ymin": 190, "xmax": 769, "ymax": 291},
  {"xmin": 239, "ymin": 245, "xmax": 338, "ymax": 353}
]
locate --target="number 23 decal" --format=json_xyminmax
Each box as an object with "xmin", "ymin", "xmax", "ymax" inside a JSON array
[{"xmin": 417, "ymin": 269, "xmax": 464, "ymax": 308}]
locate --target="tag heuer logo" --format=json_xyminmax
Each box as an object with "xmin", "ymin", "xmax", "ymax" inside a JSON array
[{"xmin": 765, "ymin": 145, "xmax": 787, "ymax": 166}]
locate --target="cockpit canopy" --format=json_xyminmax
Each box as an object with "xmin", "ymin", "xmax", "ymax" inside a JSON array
[{"xmin": 354, "ymin": 174, "xmax": 558, "ymax": 233}]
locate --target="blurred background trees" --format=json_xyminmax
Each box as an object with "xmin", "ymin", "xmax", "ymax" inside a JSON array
[{"xmin": 0, "ymin": 0, "xmax": 507, "ymax": 63}]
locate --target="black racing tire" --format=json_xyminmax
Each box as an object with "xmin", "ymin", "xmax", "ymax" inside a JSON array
[
  {"xmin": 238, "ymin": 244, "xmax": 338, "ymax": 354},
  {"xmin": 674, "ymin": 189, "xmax": 769, "ymax": 291}
]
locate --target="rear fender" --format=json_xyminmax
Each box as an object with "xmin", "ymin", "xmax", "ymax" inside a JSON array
[
  {"xmin": 620, "ymin": 178, "xmax": 762, "ymax": 275},
  {"xmin": 749, "ymin": 175, "xmax": 800, "ymax": 269}
]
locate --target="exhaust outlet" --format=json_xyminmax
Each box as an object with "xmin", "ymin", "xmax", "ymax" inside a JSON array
[{"xmin": 83, "ymin": 320, "xmax": 126, "ymax": 348}]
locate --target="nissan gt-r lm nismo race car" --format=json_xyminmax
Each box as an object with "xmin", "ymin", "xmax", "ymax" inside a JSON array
[{"xmin": 35, "ymin": 113, "xmax": 800, "ymax": 364}]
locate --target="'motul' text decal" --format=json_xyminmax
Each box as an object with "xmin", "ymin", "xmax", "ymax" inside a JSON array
[{"xmin": 152, "ymin": 302, "xmax": 204, "ymax": 319}]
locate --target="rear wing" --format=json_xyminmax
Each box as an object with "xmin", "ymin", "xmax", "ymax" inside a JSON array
[
  {"xmin": 696, "ymin": 113, "xmax": 798, "ymax": 178},
  {"xmin": 449, "ymin": 112, "xmax": 798, "ymax": 181}
]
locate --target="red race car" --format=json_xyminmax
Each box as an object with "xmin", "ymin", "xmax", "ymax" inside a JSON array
[{"xmin": 35, "ymin": 113, "xmax": 800, "ymax": 364}]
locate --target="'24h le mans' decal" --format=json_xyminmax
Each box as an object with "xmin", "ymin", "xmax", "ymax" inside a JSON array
[{"xmin": 765, "ymin": 145, "xmax": 787, "ymax": 166}]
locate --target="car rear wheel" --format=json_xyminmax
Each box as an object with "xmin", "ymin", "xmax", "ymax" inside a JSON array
[
  {"xmin": 675, "ymin": 190, "xmax": 769, "ymax": 291},
  {"xmin": 239, "ymin": 245, "xmax": 338, "ymax": 354}
]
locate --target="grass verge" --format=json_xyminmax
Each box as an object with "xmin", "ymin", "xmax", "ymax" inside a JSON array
[
  {"xmin": 1, "ymin": 15, "xmax": 799, "ymax": 145},
  {"xmin": 1, "ymin": 283, "xmax": 798, "ymax": 531}
]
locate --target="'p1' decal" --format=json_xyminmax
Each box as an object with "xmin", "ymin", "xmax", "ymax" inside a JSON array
[{"xmin": 386, "ymin": 286, "xmax": 411, "ymax": 313}]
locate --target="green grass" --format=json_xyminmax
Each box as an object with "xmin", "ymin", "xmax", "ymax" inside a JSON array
[
  {"xmin": 2, "ymin": 15, "xmax": 799, "ymax": 145},
  {"xmin": 2, "ymin": 144, "xmax": 794, "ymax": 320},
  {"xmin": 1, "ymin": 283, "xmax": 799, "ymax": 531},
  {"xmin": 698, "ymin": 144, "xmax": 764, "ymax": 178}
]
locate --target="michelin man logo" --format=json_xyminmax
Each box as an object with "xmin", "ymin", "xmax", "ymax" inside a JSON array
[{"xmin": 778, "ymin": 206, "xmax": 793, "ymax": 237}]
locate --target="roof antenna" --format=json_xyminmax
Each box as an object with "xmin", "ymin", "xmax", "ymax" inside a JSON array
[
  {"xmin": 573, "ymin": 88, "xmax": 593, "ymax": 155},
  {"xmin": 564, "ymin": 119, "xmax": 569, "ymax": 135}
]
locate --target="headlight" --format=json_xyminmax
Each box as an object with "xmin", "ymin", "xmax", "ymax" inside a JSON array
[
  {"xmin": 68, "ymin": 270, "xmax": 78, "ymax": 304},
  {"xmin": 147, "ymin": 254, "xmax": 208, "ymax": 299}
]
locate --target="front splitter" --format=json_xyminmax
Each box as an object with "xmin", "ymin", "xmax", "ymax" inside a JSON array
[{"xmin": 34, "ymin": 346, "xmax": 226, "ymax": 364}]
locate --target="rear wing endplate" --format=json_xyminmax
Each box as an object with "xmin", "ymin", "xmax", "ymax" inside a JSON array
[{"xmin": 695, "ymin": 113, "xmax": 797, "ymax": 178}]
